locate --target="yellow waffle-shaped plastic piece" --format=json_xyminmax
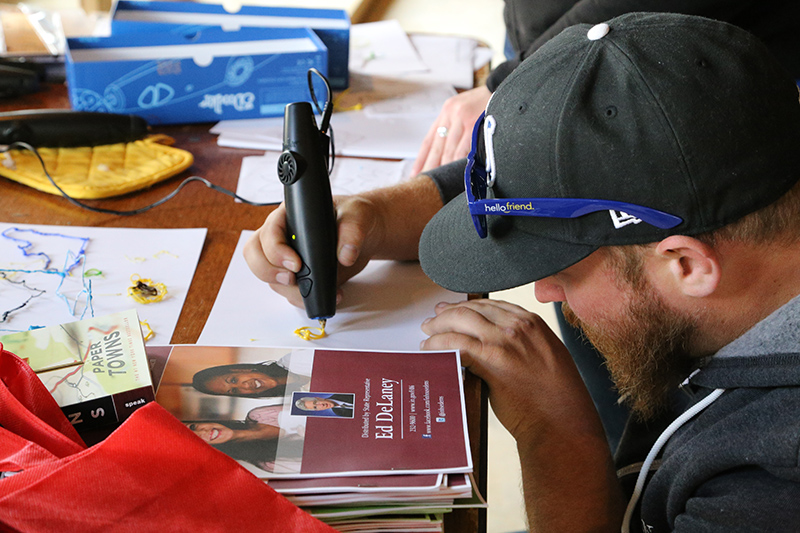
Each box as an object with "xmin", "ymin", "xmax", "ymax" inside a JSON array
[{"xmin": 0, "ymin": 134, "xmax": 193, "ymax": 199}]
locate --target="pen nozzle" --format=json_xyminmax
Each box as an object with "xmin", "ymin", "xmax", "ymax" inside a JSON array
[{"xmin": 318, "ymin": 318, "xmax": 327, "ymax": 330}]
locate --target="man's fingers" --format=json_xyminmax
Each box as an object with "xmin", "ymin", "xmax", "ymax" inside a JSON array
[
  {"xmin": 421, "ymin": 126, "xmax": 448, "ymax": 173},
  {"xmin": 336, "ymin": 208, "xmax": 366, "ymax": 268},
  {"xmin": 455, "ymin": 130, "xmax": 473, "ymax": 163},
  {"xmin": 441, "ymin": 120, "xmax": 466, "ymax": 164},
  {"xmin": 410, "ymin": 124, "xmax": 439, "ymax": 177},
  {"xmin": 432, "ymin": 298, "xmax": 539, "ymax": 322}
]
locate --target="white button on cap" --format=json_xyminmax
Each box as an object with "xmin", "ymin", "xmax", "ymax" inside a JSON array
[{"xmin": 587, "ymin": 23, "xmax": 610, "ymax": 41}]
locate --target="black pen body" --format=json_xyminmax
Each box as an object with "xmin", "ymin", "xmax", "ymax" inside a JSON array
[{"xmin": 279, "ymin": 102, "xmax": 337, "ymax": 322}]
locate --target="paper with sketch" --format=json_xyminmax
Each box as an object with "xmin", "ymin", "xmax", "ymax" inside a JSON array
[
  {"xmin": 197, "ymin": 230, "xmax": 465, "ymax": 351},
  {"xmin": 0, "ymin": 223, "xmax": 205, "ymax": 343},
  {"xmin": 349, "ymin": 20, "xmax": 428, "ymax": 76},
  {"xmin": 236, "ymin": 153, "xmax": 413, "ymax": 204},
  {"xmin": 156, "ymin": 344, "xmax": 471, "ymax": 479},
  {"xmin": 404, "ymin": 34, "xmax": 477, "ymax": 90}
]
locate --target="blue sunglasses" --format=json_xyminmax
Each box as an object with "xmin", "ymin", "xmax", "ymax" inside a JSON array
[{"xmin": 465, "ymin": 111, "xmax": 683, "ymax": 238}]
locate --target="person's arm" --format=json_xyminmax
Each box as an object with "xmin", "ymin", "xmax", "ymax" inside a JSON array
[
  {"xmin": 421, "ymin": 299, "xmax": 626, "ymax": 530},
  {"xmin": 243, "ymin": 173, "xmax": 444, "ymax": 308}
]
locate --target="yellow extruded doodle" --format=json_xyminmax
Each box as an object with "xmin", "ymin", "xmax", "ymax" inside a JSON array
[
  {"xmin": 140, "ymin": 319, "xmax": 155, "ymax": 341},
  {"xmin": 128, "ymin": 275, "xmax": 167, "ymax": 304},
  {"xmin": 293, "ymin": 325, "xmax": 327, "ymax": 340}
]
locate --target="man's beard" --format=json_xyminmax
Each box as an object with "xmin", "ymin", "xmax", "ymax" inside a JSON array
[{"xmin": 561, "ymin": 284, "xmax": 700, "ymax": 421}]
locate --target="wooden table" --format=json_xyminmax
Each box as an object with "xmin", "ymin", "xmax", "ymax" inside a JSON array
[{"xmin": 0, "ymin": 82, "xmax": 487, "ymax": 532}]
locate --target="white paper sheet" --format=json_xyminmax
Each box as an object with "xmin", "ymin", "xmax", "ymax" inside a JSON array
[
  {"xmin": 349, "ymin": 20, "xmax": 428, "ymax": 76},
  {"xmin": 236, "ymin": 152, "xmax": 414, "ymax": 204},
  {"xmin": 0, "ymin": 223, "xmax": 206, "ymax": 343},
  {"xmin": 198, "ymin": 230, "xmax": 465, "ymax": 350},
  {"xmin": 405, "ymin": 34, "xmax": 477, "ymax": 90}
]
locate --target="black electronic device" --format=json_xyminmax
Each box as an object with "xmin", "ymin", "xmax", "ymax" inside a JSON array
[
  {"xmin": 277, "ymin": 71, "xmax": 337, "ymax": 327},
  {"xmin": 0, "ymin": 110, "xmax": 149, "ymax": 147},
  {"xmin": 0, "ymin": 64, "xmax": 40, "ymax": 99}
]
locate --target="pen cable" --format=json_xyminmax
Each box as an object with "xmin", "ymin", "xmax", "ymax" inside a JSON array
[{"xmin": 307, "ymin": 67, "xmax": 335, "ymax": 176}]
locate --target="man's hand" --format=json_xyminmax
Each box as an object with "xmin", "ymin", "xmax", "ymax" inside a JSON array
[
  {"xmin": 420, "ymin": 299, "xmax": 625, "ymax": 531},
  {"xmin": 410, "ymin": 86, "xmax": 492, "ymax": 176},
  {"xmin": 420, "ymin": 299, "xmax": 598, "ymax": 440},
  {"xmin": 243, "ymin": 195, "xmax": 381, "ymax": 309},
  {"xmin": 243, "ymin": 175, "xmax": 444, "ymax": 309}
]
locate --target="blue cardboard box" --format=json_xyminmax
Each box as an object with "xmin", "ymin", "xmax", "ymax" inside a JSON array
[
  {"xmin": 65, "ymin": 26, "xmax": 327, "ymax": 125},
  {"xmin": 112, "ymin": 0, "xmax": 350, "ymax": 90}
]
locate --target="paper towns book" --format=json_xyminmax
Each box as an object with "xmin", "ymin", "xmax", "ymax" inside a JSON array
[
  {"xmin": 0, "ymin": 309, "xmax": 155, "ymax": 444},
  {"xmin": 154, "ymin": 345, "xmax": 472, "ymax": 479}
]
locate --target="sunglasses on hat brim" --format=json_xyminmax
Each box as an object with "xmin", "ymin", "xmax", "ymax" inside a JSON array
[{"xmin": 465, "ymin": 112, "xmax": 683, "ymax": 239}]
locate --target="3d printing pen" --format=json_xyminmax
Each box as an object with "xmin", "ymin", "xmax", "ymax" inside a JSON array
[{"xmin": 277, "ymin": 71, "xmax": 337, "ymax": 329}]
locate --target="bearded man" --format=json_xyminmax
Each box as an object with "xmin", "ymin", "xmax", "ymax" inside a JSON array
[{"xmin": 245, "ymin": 12, "xmax": 800, "ymax": 531}]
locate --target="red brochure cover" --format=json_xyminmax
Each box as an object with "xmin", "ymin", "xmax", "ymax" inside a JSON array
[{"xmin": 155, "ymin": 346, "xmax": 471, "ymax": 479}]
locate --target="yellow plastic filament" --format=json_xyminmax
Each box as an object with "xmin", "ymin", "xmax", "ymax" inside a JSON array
[
  {"xmin": 128, "ymin": 275, "xmax": 167, "ymax": 304},
  {"xmin": 140, "ymin": 319, "xmax": 155, "ymax": 341},
  {"xmin": 293, "ymin": 324, "xmax": 327, "ymax": 340}
]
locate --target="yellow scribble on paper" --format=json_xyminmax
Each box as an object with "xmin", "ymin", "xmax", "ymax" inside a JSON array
[
  {"xmin": 128, "ymin": 274, "xmax": 167, "ymax": 304},
  {"xmin": 140, "ymin": 319, "xmax": 155, "ymax": 341},
  {"xmin": 293, "ymin": 325, "xmax": 327, "ymax": 340}
]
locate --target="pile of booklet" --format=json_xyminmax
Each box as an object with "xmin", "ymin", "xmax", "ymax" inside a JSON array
[{"xmin": 150, "ymin": 343, "xmax": 485, "ymax": 532}]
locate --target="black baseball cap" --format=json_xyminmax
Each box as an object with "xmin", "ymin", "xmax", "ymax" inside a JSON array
[{"xmin": 419, "ymin": 12, "xmax": 800, "ymax": 294}]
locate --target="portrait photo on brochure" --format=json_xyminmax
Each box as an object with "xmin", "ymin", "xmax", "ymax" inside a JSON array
[{"xmin": 291, "ymin": 391, "xmax": 356, "ymax": 418}]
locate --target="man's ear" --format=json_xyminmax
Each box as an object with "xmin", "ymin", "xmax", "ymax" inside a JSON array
[{"xmin": 653, "ymin": 235, "xmax": 721, "ymax": 298}]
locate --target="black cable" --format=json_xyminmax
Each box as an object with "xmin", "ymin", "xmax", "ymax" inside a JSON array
[
  {"xmin": 306, "ymin": 67, "xmax": 336, "ymax": 176},
  {"xmin": 307, "ymin": 67, "xmax": 332, "ymax": 134},
  {"xmin": 2, "ymin": 141, "xmax": 278, "ymax": 216}
]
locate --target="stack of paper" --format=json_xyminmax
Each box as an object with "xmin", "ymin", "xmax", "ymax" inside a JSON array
[
  {"xmin": 211, "ymin": 74, "xmax": 457, "ymax": 159},
  {"xmin": 152, "ymin": 344, "xmax": 485, "ymax": 532}
]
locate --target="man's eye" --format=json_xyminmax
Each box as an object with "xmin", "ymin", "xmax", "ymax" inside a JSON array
[{"xmin": 187, "ymin": 423, "xmax": 197, "ymax": 431}]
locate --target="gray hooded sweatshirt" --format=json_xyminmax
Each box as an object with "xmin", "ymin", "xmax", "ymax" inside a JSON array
[{"xmin": 617, "ymin": 294, "xmax": 800, "ymax": 532}]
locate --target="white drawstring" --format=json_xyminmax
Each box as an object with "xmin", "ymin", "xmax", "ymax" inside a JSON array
[{"xmin": 621, "ymin": 388, "xmax": 726, "ymax": 532}]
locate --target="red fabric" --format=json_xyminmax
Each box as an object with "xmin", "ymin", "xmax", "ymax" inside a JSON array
[{"xmin": 0, "ymin": 345, "xmax": 336, "ymax": 533}]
